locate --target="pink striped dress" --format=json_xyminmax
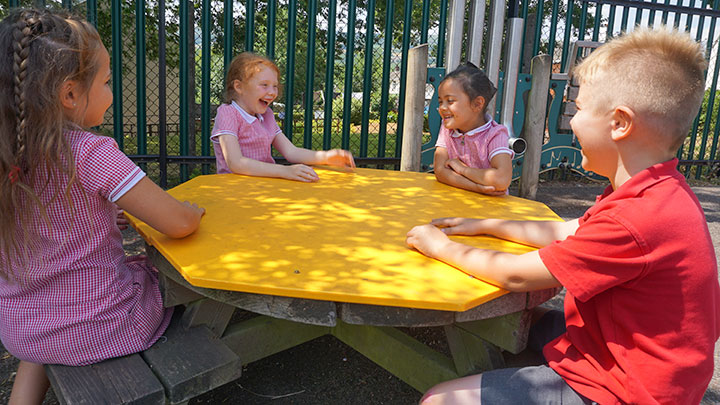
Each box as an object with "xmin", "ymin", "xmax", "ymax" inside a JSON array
[
  {"xmin": 0, "ymin": 130, "xmax": 172, "ymax": 366},
  {"xmin": 211, "ymin": 101, "xmax": 283, "ymax": 174},
  {"xmin": 435, "ymin": 115, "xmax": 514, "ymax": 168}
]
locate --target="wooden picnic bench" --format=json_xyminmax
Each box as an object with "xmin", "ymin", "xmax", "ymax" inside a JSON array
[{"xmin": 45, "ymin": 310, "xmax": 242, "ymax": 404}]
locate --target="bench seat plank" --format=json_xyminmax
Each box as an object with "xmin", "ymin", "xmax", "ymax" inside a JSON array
[
  {"xmin": 45, "ymin": 354, "xmax": 165, "ymax": 405},
  {"xmin": 141, "ymin": 322, "xmax": 242, "ymax": 404}
]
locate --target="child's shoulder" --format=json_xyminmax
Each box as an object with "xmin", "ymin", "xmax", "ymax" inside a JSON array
[
  {"xmin": 64, "ymin": 129, "xmax": 113, "ymax": 149},
  {"xmin": 216, "ymin": 102, "xmax": 237, "ymax": 116},
  {"xmin": 487, "ymin": 119, "xmax": 508, "ymax": 135},
  {"xmin": 63, "ymin": 129, "xmax": 122, "ymax": 163}
]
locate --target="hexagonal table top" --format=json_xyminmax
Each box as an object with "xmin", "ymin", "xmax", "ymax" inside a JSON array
[{"xmin": 127, "ymin": 167, "xmax": 561, "ymax": 311}]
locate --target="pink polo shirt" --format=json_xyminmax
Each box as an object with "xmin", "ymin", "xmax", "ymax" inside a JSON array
[
  {"xmin": 435, "ymin": 115, "xmax": 513, "ymax": 169},
  {"xmin": 211, "ymin": 101, "xmax": 283, "ymax": 174},
  {"xmin": 0, "ymin": 130, "xmax": 172, "ymax": 366}
]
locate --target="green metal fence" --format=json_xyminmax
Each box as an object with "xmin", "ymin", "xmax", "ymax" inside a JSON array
[
  {"xmin": 4, "ymin": 0, "xmax": 450, "ymax": 187},
  {"xmin": 3, "ymin": 0, "xmax": 719, "ymax": 186}
]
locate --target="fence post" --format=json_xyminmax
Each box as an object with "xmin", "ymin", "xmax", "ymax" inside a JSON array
[
  {"xmin": 401, "ymin": 44, "xmax": 429, "ymax": 172},
  {"xmin": 519, "ymin": 54, "xmax": 551, "ymax": 199}
]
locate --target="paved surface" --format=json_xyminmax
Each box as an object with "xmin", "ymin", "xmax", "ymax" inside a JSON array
[{"xmin": 0, "ymin": 181, "xmax": 717, "ymax": 404}]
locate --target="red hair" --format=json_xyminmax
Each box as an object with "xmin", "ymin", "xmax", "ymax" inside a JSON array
[{"xmin": 224, "ymin": 52, "xmax": 280, "ymax": 103}]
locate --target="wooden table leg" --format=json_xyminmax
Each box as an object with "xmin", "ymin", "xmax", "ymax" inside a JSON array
[
  {"xmin": 332, "ymin": 320, "xmax": 459, "ymax": 393},
  {"xmin": 331, "ymin": 310, "xmax": 532, "ymax": 393},
  {"xmin": 454, "ymin": 310, "xmax": 532, "ymax": 354},
  {"xmin": 221, "ymin": 316, "xmax": 329, "ymax": 365},
  {"xmin": 444, "ymin": 324, "xmax": 505, "ymax": 376}
]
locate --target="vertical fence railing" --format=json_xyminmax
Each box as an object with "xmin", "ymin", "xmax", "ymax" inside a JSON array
[
  {"xmin": 284, "ymin": 0, "xmax": 298, "ymax": 142},
  {"xmin": 158, "ymin": 0, "xmax": 168, "ymax": 188},
  {"xmin": 341, "ymin": 0, "xmax": 356, "ymax": 151},
  {"xmin": 359, "ymin": 0, "xmax": 375, "ymax": 158},
  {"xmin": 179, "ymin": 0, "xmax": 190, "ymax": 182},
  {"xmin": 323, "ymin": 0, "xmax": 337, "ymax": 151},
  {"xmin": 111, "ymin": 0, "xmax": 123, "ymax": 150},
  {"xmin": 303, "ymin": 0, "xmax": 317, "ymax": 149},
  {"xmin": 136, "ymin": 0, "xmax": 146, "ymax": 162},
  {"xmin": 201, "ymin": 0, "xmax": 211, "ymax": 174}
]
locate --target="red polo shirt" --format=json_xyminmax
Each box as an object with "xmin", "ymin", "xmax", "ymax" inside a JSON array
[{"xmin": 539, "ymin": 159, "xmax": 720, "ymax": 405}]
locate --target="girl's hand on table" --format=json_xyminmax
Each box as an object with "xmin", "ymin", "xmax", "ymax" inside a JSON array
[
  {"xmin": 182, "ymin": 201, "xmax": 205, "ymax": 217},
  {"xmin": 406, "ymin": 224, "xmax": 452, "ymax": 258},
  {"xmin": 285, "ymin": 164, "xmax": 320, "ymax": 182},
  {"xmin": 475, "ymin": 184, "xmax": 507, "ymax": 196},
  {"xmin": 445, "ymin": 158, "xmax": 467, "ymax": 174},
  {"xmin": 325, "ymin": 149, "xmax": 356, "ymax": 170},
  {"xmin": 115, "ymin": 204, "xmax": 129, "ymax": 230}
]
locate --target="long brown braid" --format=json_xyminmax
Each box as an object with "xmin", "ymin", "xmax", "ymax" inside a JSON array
[
  {"xmin": 12, "ymin": 13, "xmax": 35, "ymax": 162},
  {"xmin": 0, "ymin": 8, "xmax": 103, "ymax": 280}
]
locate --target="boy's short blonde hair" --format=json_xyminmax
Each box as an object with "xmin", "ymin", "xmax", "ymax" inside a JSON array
[{"xmin": 573, "ymin": 27, "xmax": 707, "ymax": 151}]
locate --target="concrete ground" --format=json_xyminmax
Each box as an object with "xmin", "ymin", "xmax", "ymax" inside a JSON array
[{"xmin": 0, "ymin": 180, "xmax": 717, "ymax": 404}]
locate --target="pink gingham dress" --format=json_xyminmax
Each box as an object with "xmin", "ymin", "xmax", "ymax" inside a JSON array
[
  {"xmin": 435, "ymin": 114, "xmax": 514, "ymax": 168},
  {"xmin": 0, "ymin": 130, "xmax": 172, "ymax": 366},
  {"xmin": 211, "ymin": 101, "xmax": 283, "ymax": 174}
]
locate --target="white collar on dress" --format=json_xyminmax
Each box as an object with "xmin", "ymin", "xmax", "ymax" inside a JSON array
[
  {"xmin": 231, "ymin": 100, "xmax": 264, "ymax": 124},
  {"xmin": 451, "ymin": 113, "xmax": 493, "ymax": 138}
]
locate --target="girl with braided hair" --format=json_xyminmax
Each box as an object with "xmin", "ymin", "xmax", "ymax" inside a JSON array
[{"xmin": 0, "ymin": 8, "xmax": 205, "ymax": 403}]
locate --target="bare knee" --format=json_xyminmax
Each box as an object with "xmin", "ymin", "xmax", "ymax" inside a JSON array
[{"xmin": 419, "ymin": 374, "xmax": 483, "ymax": 405}]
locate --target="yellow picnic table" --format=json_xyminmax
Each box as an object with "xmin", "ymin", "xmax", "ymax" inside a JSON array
[{"xmin": 128, "ymin": 167, "xmax": 562, "ymax": 395}]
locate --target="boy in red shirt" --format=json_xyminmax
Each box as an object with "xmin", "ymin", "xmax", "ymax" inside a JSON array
[{"xmin": 407, "ymin": 28, "xmax": 720, "ymax": 405}]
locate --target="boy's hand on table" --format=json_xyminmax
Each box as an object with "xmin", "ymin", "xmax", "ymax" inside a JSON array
[
  {"xmin": 325, "ymin": 149, "xmax": 356, "ymax": 170},
  {"xmin": 431, "ymin": 217, "xmax": 485, "ymax": 236},
  {"xmin": 406, "ymin": 224, "xmax": 452, "ymax": 258}
]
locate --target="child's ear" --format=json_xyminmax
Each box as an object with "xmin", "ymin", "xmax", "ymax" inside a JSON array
[
  {"xmin": 472, "ymin": 96, "xmax": 486, "ymax": 112},
  {"xmin": 59, "ymin": 80, "xmax": 78, "ymax": 111},
  {"xmin": 232, "ymin": 79, "xmax": 243, "ymax": 95},
  {"xmin": 611, "ymin": 105, "xmax": 635, "ymax": 141}
]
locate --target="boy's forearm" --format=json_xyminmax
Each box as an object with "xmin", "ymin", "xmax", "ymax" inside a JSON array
[
  {"xmin": 431, "ymin": 242, "xmax": 560, "ymax": 292},
  {"xmin": 480, "ymin": 218, "xmax": 579, "ymax": 247}
]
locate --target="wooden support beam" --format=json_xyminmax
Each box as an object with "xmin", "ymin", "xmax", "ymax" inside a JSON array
[
  {"xmin": 401, "ymin": 44, "xmax": 429, "ymax": 172},
  {"xmin": 519, "ymin": 54, "xmax": 552, "ymax": 200},
  {"xmin": 332, "ymin": 321, "xmax": 458, "ymax": 392},
  {"xmin": 454, "ymin": 292, "xmax": 526, "ymax": 323},
  {"xmin": 159, "ymin": 272, "xmax": 203, "ymax": 307},
  {"xmin": 454, "ymin": 310, "xmax": 531, "ymax": 354},
  {"xmin": 181, "ymin": 298, "xmax": 236, "ymax": 337},
  {"xmin": 221, "ymin": 315, "xmax": 329, "ymax": 365},
  {"xmin": 339, "ymin": 302, "xmax": 454, "ymax": 326},
  {"xmin": 444, "ymin": 324, "xmax": 505, "ymax": 376}
]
